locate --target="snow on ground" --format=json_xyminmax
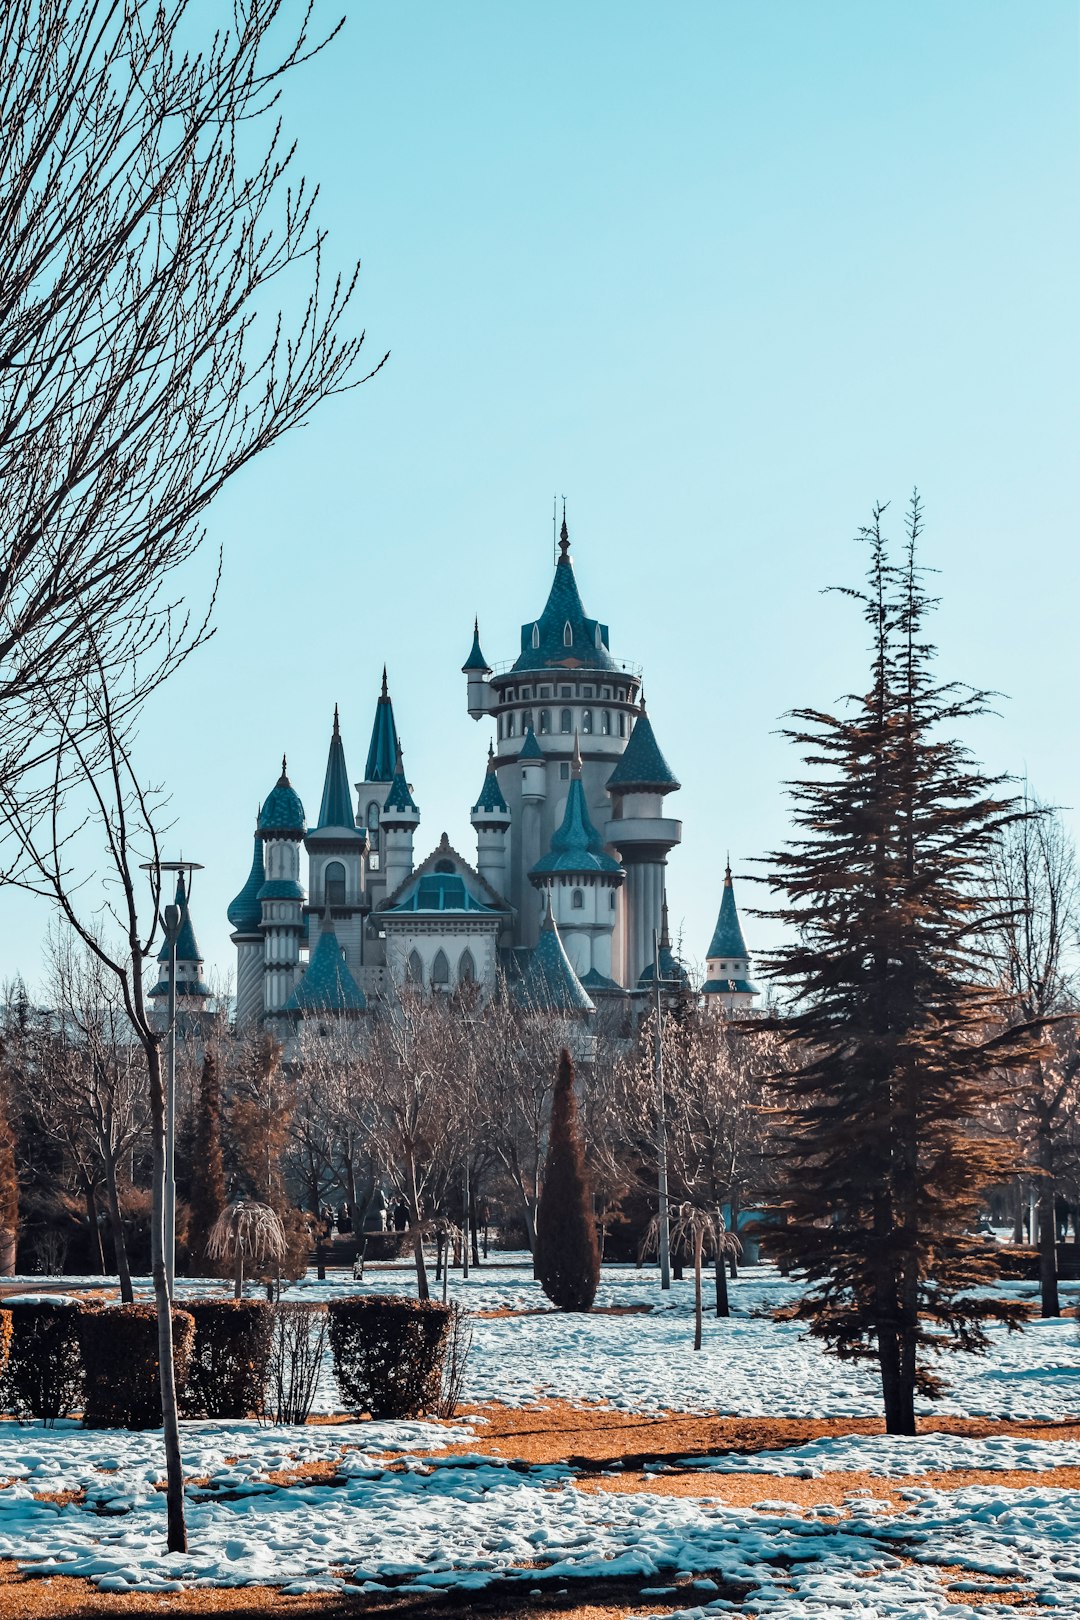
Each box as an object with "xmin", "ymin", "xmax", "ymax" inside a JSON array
[{"xmin": 0, "ymin": 1260, "xmax": 1077, "ymax": 1609}]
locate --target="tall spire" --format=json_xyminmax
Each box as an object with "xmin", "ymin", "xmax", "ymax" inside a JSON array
[
  {"xmin": 558, "ymin": 499, "xmax": 570, "ymax": 562},
  {"xmin": 707, "ymin": 864, "xmax": 750, "ymax": 961},
  {"xmin": 364, "ymin": 668, "xmax": 399, "ymax": 783},
  {"xmin": 316, "ymin": 706, "xmax": 356, "ymax": 830}
]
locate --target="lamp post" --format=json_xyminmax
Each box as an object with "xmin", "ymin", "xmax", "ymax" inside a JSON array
[
  {"xmin": 142, "ymin": 859, "xmax": 203, "ymax": 1298},
  {"xmin": 653, "ymin": 928, "xmax": 671, "ymax": 1291}
]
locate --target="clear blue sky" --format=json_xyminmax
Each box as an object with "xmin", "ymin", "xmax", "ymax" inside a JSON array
[{"xmin": 4, "ymin": 0, "xmax": 1078, "ymax": 993}]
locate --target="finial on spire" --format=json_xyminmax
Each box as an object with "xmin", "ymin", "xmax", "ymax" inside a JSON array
[
  {"xmin": 571, "ymin": 732, "xmax": 582, "ymax": 777},
  {"xmin": 639, "ymin": 690, "xmax": 647, "ymax": 713},
  {"xmin": 394, "ymin": 738, "xmax": 404, "ymax": 773},
  {"xmin": 280, "ymin": 753, "xmax": 288, "ymax": 781},
  {"xmin": 725, "ymin": 854, "xmax": 732, "ymax": 885},
  {"xmin": 333, "ymin": 703, "xmax": 340, "ymax": 736},
  {"xmin": 660, "ymin": 896, "xmax": 671, "ymax": 951},
  {"xmin": 558, "ymin": 496, "xmax": 570, "ymax": 561},
  {"xmin": 381, "ymin": 665, "xmax": 388, "ymax": 699},
  {"xmin": 487, "ymin": 740, "xmax": 496, "ymax": 769}
]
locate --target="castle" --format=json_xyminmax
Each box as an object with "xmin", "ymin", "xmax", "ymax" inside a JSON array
[{"xmin": 151, "ymin": 519, "xmax": 758, "ymax": 1025}]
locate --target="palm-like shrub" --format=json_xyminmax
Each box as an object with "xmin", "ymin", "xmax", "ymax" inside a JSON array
[{"xmin": 207, "ymin": 1200, "xmax": 287, "ymax": 1299}]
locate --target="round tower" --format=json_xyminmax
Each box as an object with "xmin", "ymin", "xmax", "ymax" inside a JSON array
[
  {"xmin": 604, "ymin": 697, "xmax": 682, "ymax": 989},
  {"xmin": 380, "ymin": 742, "xmax": 420, "ymax": 898},
  {"xmin": 228, "ymin": 826, "xmax": 266, "ymax": 1028},
  {"xmin": 529, "ymin": 739, "xmax": 623, "ymax": 984},
  {"xmin": 305, "ymin": 705, "xmax": 367, "ymax": 977},
  {"xmin": 702, "ymin": 862, "xmax": 758, "ymax": 1015},
  {"xmin": 471, "ymin": 743, "xmax": 511, "ymax": 899},
  {"xmin": 256, "ymin": 758, "xmax": 307, "ymax": 1015},
  {"xmin": 462, "ymin": 618, "xmax": 494, "ymax": 720}
]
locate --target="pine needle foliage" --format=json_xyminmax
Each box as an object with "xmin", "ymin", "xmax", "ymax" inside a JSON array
[
  {"xmin": 759, "ymin": 495, "xmax": 1043, "ymax": 1434},
  {"xmin": 187, "ymin": 1048, "xmax": 225, "ymax": 1275},
  {"xmin": 534, "ymin": 1049, "xmax": 600, "ymax": 1312}
]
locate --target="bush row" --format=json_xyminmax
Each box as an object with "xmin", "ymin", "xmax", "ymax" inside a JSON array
[{"xmin": 0, "ymin": 1294, "xmax": 463, "ymax": 1428}]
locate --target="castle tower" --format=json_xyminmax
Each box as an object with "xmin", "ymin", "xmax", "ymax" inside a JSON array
[
  {"xmin": 380, "ymin": 742, "xmax": 420, "ymax": 898},
  {"xmin": 228, "ymin": 827, "xmax": 266, "ymax": 1028},
  {"xmin": 461, "ymin": 514, "xmax": 641, "ymax": 955},
  {"xmin": 305, "ymin": 706, "xmax": 367, "ymax": 978},
  {"xmin": 470, "ymin": 743, "xmax": 511, "ymax": 900},
  {"xmin": 257, "ymin": 758, "xmax": 307, "ymax": 1015},
  {"xmin": 354, "ymin": 668, "xmax": 399, "ymax": 904},
  {"xmin": 529, "ymin": 738, "xmax": 623, "ymax": 985},
  {"xmin": 150, "ymin": 873, "xmax": 211, "ymax": 1031},
  {"xmin": 604, "ymin": 697, "xmax": 682, "ymax": 988},
  {"xmin": 701, "ymin": 862, "xmax": 759, "ymax": 1014}
]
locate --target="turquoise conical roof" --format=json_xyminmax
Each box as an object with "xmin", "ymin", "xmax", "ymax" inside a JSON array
[
  {"xmin": 607, "ymin": 701, "xmax": 680, "ymax": 794},
  {"xmin": 364, "ymin": 668, "xmax": 399, "ymax": 783},
  {"xmin": 531, "ymin": 748, "xmax": 621, "ymax": 878},
  {"xmin": 259, "ymin": 759, "xmax": 305, "ymax": 836},
  {"xmin": 707, "ymin": 864, "xmax": 749, "ymax": 960},
  {"xmin": 227, "ymin": 833, "xmax": 265, "ymax": 935},
  {"xmin": 316, "ymin": 707, "xmax": 357, "ymax": 830},
  {"xmin": 383, "ymin": 744, "xmax": 419, "ymax": 817},
  {"xmin": 472, "ymin": 745, "xmax": 509, "ymax": 816},
  {"xmin": 517, "ymin": 912, "xmax": 595, "ymax": 1014},
  {"xmin": 518, "ymin": 726, "xmax": 543, "ymax": 761},
  {"xmin": 157, "ymin": 873, "xmax": 203, "ymax": 964},
  {"xmin": 512, "ymin": 517, "xmax": 617, "ymax": 674},
  {"xmin": 282, "ymin": 918, "xmax": 366, "ymax": 1015},
  {"xmin": 462, "ymin": 617, "xmax": 492, "ymax": 674}
]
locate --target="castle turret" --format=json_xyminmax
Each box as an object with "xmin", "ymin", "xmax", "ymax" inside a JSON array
[
  {"xmin": 471, "ymin": 743, "xmax": 511, "ymax": 899},
  {"xmin": 605, "ymin": 697, "xmax": 682, "ymax": 988},
  {"xmin": 282, "ymin": 912, "xmax": 366, "ymax": 1018},
  {"xmin": 305, "ymin": 706, "xmax": 366, "ymax": 978},
  {"xmin": 150, "ymin": 873, "xmax": 211, "ymax": 1030},
  {"xmin": 462, "ymin": 617, "xmax": 494, "ymax": 720},
  {"xmin": 228, "ymin": 826, "xmax": 266, "ymax": 1028},
  {"xmin": 701, "ymin": 862, "xmax": 758, "ymax": 1014},
  {"xmin": 517, "ymin": 907, "xmax": 595, "ymax": 1015},
  {"xmin": 257, "ymin": 758, "xmax": 307, "ymax": 1015},
  {"xmin": 381, "ymin": 742, "xmax": 420, "ymax": 897},
  {"xmin": 529, "ymin": 738, "xmax": 623, "ymax": 983},
  {"xmin": 354, "ymin": 668, "xmax": 399, "ymax": 896}
]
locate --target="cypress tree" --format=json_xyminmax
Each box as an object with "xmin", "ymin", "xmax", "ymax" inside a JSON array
[
  {"xmin": 0, "ymin": 1103, "xmax": 18, "ymax": 1276},
  {"xmin": 534, "ymin": 1049, "xmax": 600, "ymax": 1312},
  {"xmin": 187, "ymin": 1048, "xmax": 226, "ymax": 1274},
  {"xmin": 760, "ymin": 495, "xmax": 1041, "ymax": 1434}
]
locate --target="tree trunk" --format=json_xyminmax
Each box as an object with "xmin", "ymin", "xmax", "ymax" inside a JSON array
[
  {"xmin": 83, "ymin": 1180, "xmax": 105, "ymax": 1275},
  {"xmin": 101, "ymin": 1140, "xmax": 134, "ymax": 1304},
  {"xmin": 1036, "ymin": 1120, "xmax": 1059, "ymax": 1318},
  {"xmin": 693, "ymin": 1233, "xmax": 703, "ymax": 1351},
  {"xmin": 147, "ymin": 1044, "xmax": 187, "ymax": 1552},
  {"xmin": 407, "ymin": 1156, "xmax": 429, "ymax": 1301},
  {"xmin": 234, "ymin": 1246, "xmax": 244, "ymax": 1300},
  {"xmin": 470, "ymin": 1194, "xmax": 480, "ymax": 1268},
  {"xmin": 1011, "ymin": 1177, "xmax": 1025, "ymax": 1244},
  {"xmin": 714, "ymin": 1221, "xmax": 730, "ymax": 1317}
]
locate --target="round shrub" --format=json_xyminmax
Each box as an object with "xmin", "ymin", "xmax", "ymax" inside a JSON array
[
  {"xmin": 328, "ymin": 1294, "xmax": 450, "ymax": 1419},
  {"xmin": 182, "ymin": 1299, "xmax": 273, "ymax": 1419},
  {"xmin": 78, "ymin": 1303, "xmax": 194, "ymax": 1429},
  {"xmin": 1, "ymin": 1301, "xmax": 83, "ymax": 1423}
]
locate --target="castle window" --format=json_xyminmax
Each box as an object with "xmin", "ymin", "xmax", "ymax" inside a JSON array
[
  {"xmin": 560, "ymin": 761, "xmax": 570, "ymax": 781},
  {"xmin": 601, "ymin": 710, "xmax": 611, "ymax": 735},
  {"xmin": 563, "ymin": 622, "xmax": 572, "ymax": 647},
  {"xmin": 540, "ymin": 686, "xmax": 551, "ymax": 698},
  {"xmin": 324, "ymin": 861, "xmax": 346, "ymax": 906},
  {"xmin": 560, "ymin": 686, "xmax": 572, "ymax": 698},
  {"xmin": 602, "ymin": 687, "xmax": 612, "ymax": 699},
  {"xmin": 582, "ymin": 708, "xmax": 593, "ymax": 734},
  {"xmin": 618, "ymin": 714, "xmax": 626, "ymax": 737},
  {"xmin": 506, "ymin": 711, "xmax": 515, "ymax": 737},
  {"xmin": 539, "ymin": 710, "xmax": 550, "ymax": 734},
  {"xmin": 367, "ymin": 802, "xmax": 380, "ymax": 853},
  {"xmin": 523, "ymin": 709, "xmax": 533, "ymax": 735},
  {"xmin": 459, "ymin": 948, "xmax": 476, "ymax": 984},
  {"xmin": 559, "ymin": 708, "xmax": 572, "ymax": 734},
  {"xmin": 583, "ymin": 687, "xmax": 594, "ymax": 699},
  {"xmin": 572, "ymin": 889, "xmax": 584, "ymax": 910},
  {"xmin": 522, "ymin": 687, "xmax": 532, "ymax": 699},
  {"xmin": 610, "ymin": 890, "xmax": 616, "ymax": 909},
  {"xmin": 434, "ymin": 858, "xmax": 454, "ymax": 873},
  {"xmin": 531, "ymin": 623, "xmax": 540, "ymax": 649},
  {"xmin": 432, "ymin": 948, "xmax": 450, "ymax": 988},
  {"xmin": 407, "ymin": 950, "xmax": 424, "ymax": 986}
]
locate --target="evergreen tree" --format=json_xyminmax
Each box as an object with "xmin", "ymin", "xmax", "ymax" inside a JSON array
[
  {"xmin": 761, "ymin": 495, "xmax": 1042, "ymax": 1434},
  {"xmin": 534, "ymin": 1049, "xmax": 600, "ymax": 1312},
  {"xmin": 0, "ymin": 1101, "xmax": 18, "ymax": 1276},
  {"xmin": 187, "ymin": 1049, "xmax": 226, "ymax": 1275}
]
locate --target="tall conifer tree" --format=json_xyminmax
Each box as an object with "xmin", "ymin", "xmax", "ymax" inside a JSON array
[
  {"xmin": 761, "ymin": 495, "xmax": 1041, "ymax": 1433},
  {"xmin": 188, "ymin": 1048, "xmax": 226, "ymax": 1274},
  {"xmin": 535, "ymin": 1049, "xmax": 600, "ymax": 1312}
]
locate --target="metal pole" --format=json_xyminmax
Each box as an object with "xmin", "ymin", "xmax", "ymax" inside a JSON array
[
  {"xmin": 462, "ymin": 1154, "xmax": 470, "ymax": 1280},
  {"xmin": 654, "ymin": 928, "xmax": 671, "ymax": 1290},
  {"xmin": 164, "ymin": 902, "xmax": 179, "ymax": 1299}
]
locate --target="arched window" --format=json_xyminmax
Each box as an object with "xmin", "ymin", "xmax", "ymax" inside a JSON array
[
  {"xmin": 539, "ymin": 709, "xmax": 550, "ymax": 734},
  {"xmin": 367, "ymin": 802, "xmax": 380, "ymax": 852},
  {"xmin": 531, "ymin": 622, "xmax": 540, "ymax": 648},
  {"xmin": 582, "ymin": 708, "xmax": 593, "ymax": 734},
  {"xmin": 601, "ymin": 710, "xmax": 611, "ymax": 736},
  {"xmin": 459, "ymin": 948, "xmax": 476, "ymax": 984},
  {"xmin": 324, "ymin": 861, "xmax": 346, "ymax": 907},
  {"xmin": 618, "ymin": 713, "xmax": 626, "ymax": 737},
  {"xmin": 571, "ymin": 888, "xmax": 584, "ymax": 910},
  {"xmin": 432, "ymin": 948, "xmax": 450, "ymax": 988},
  {"xmin": 523, "ymin": 709, "xmax": 533, "ymax": 736},
  {"xmin": 560, "ymin": 708, "xmax": 572, "ymax": 734},
  {"xmin": 497, "ymin": 714, "xmax": 503, "ymax": 740},
  {"xmin": 610, "ymin": 890, "xmax": 617, "ymax": 909},
  {"xmin": 563, "ymin": 621, "xmax": 573, "ymax": 647},
  {"xmin": 506, "ymin": 710, "xmax": 515, "ymax": 737},
  {"xmin": 407, "ymin": 950, "xmax": 424, "ymax": 986}
]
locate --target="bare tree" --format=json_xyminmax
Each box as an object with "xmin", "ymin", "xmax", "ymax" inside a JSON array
[
  {"xmin": 0, "ymin": 0, "xmax": 380, "ymax": 816},
  {"xmin": 985, "ymin": 799, "xmax": 1080, "ymax": 1315}
]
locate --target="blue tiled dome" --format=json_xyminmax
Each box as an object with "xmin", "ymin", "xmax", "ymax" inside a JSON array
[{"xmin": 258, "ymin": 760, "xmax": 305, "ymax": 836}]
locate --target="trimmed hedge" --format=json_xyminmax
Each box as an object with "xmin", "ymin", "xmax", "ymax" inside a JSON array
[
  {"xmin": 182, "ymin": 1299, "xmax": 273, "ymax": 1419},
  {"xmin": 328, "ymin": 1294, "xmax": 450, "ymax": 1419},
  {"xmin": 78, "ymin": 1304, "xmax": 194, "ymax": 1429},
  {"xmin": 1, "ymin": 1301, "xmax": 82, "ymax": 1423}
]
